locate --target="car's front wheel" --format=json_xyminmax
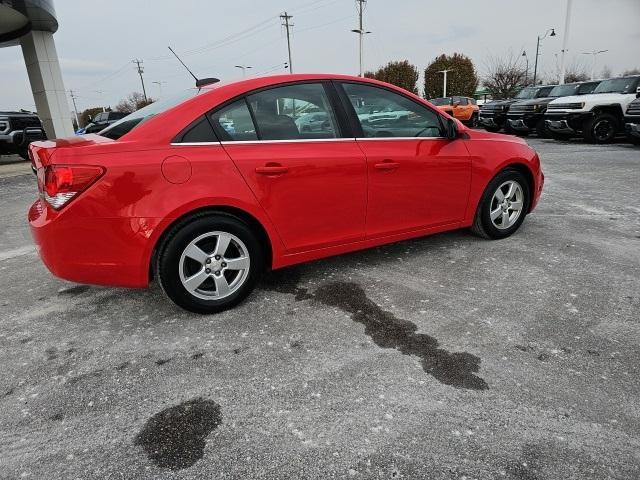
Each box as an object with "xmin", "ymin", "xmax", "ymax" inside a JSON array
[
  {"xmin": 156, "ymin": 213, "xmax": 265, "ymax": 314},
  {"xmin": 471, "ymin": 169, "xmax": 531, "ymax": 239}
]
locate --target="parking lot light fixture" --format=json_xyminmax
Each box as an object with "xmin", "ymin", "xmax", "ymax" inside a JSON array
[
  {"xmin": 234, "ymin": 65, "xmax": 253, "ymax": 77},
  {"xmin": 533, "ymin": 28, "xmax": 556, "ymax": 85},
  {"xmin": 581, "ymin": 50, "xmax": 608, "ymax": 80},
  {"xmin": 437, "ymin": 69, "xmax": 453, "ymax": 97}
]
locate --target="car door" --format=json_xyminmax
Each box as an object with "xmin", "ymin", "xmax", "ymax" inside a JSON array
[
  {"xmin": 338, "ymin": 82, "xmax": 471, "ymax": 237},
  {"xmin": 211, "ymin": 82, "xmax": 367, "ymax": 253}
]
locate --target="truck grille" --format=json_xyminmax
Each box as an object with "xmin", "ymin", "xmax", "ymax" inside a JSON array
[
  {"xmin": 509, "ymin": 105, "xmax": 535, "ymax": 114},
  {"xmin": 9, "ymin": 117, "xmax": 42, "ymax": 130},
  {"xmin": 627, "ymin": 102, "xmax": 640, "ymax": 115}
]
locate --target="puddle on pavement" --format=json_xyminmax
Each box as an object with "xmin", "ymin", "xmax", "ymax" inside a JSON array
[
  {"xmin": 260, "ymin": 268, "xmax": 313, "ymax": 301},
  {"xmin": 314, "ymin": 282, "xmax": 489, "ymax": 391},
  {"xmin": 134, "ymin": 398, "xmax": 222, "ymax": 470}
]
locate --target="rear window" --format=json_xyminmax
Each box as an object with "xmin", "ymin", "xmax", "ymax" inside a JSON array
[{"xmin": 100, "ymin": 89, "xmax": 202, "ymax": 140}]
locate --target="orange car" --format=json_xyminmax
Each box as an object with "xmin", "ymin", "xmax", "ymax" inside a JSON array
[{"xmin": 430, "ymin": 96, "xmax": 479, "ymax": 127}]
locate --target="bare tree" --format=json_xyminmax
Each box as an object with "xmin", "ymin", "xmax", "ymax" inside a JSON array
[
  {"xmin": 482, "ymin": 52, "xmax": 527, "ymax": 99},
  {"xmin": 115, "ymin": 92, "xmax": 154, "ymax": 113},
  {"xmin": 600, "ymin": 65, "xmax": 613, "ymax": 79},
  {"xmin": 623, "ymin": 67, "xmax": 640, "ymax": 76},
  {"xmin": 545, "ymin": 58, "xmax": 589, "ymax": 84}
]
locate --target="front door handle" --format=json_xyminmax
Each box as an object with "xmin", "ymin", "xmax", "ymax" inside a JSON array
[
  {"xmin": 255, "ymin": 164, "xmax": 289, "ymax": 175},
  {"xmin": 374, "ymin": 160, "xmax": 400, "ymax": 171}
]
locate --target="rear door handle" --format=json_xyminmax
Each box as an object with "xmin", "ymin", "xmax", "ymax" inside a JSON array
[
  {"xmin": 255, "ymin": 164, "xmax": 289, "ymax": 175},
  {"xmin": 374, "ymin": 160, "xmax": 400, "ymax": 171}
]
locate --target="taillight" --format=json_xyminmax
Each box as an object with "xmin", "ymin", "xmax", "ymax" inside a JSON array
[{"xmin": 40, "ymin": 165, "xmax": 104, "ymax": 209}]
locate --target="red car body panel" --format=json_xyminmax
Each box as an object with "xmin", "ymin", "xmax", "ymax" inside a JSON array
[{"xmin": 28, "ymin": 74, "xmax": 543, "ymax": 289}]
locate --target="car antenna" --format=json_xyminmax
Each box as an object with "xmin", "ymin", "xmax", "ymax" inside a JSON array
[{"xmin": 167, "ymin": 46, "xmax": 219, "ymax": 88}]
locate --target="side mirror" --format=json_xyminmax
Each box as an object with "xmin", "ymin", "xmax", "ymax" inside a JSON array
[
  {"xmin": 636, "ymin": 86, "xmax": 640, "ymax": 98},
  {"xmin": 445, "ymin": 118, "xmax": 458, "ymax": 140}
]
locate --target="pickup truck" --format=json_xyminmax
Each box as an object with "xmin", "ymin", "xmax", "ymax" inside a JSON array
[
  {"xmin": 624, "ymin": 97, "xmax": 640, "ymax": 145},
  {"xmin": 0, "ymin": 110, "xmax": 47, "ymax": 159},
  {"xmin": 545, "ymin": 75, "xmax": 640, "ymax": 143},
  {"xmin": 76, "ymin": 111, "xmax": 128, "ymax": 135},
  {"xmin": 478, "ymin": 85, "xmax": 556, "ymax": 133},
  {"xmin": 430, "ymin": 96, "xmax": 479, "ymax": 127},
  {"xmin": 506, "ymin": 81, "xmax": 600, "ymax": 138}
]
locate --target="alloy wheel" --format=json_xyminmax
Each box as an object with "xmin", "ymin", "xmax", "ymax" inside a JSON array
[
  {"xmin": 593, "ymin": 119, "xmax": 614, "ymax": 142},
  {"xmin": 489, "ymin": 180, "xmax": 524, "ymax": 230},
  {"xmin": 178, "ymin": 231, "xmax": 250, "ymax": 300}
]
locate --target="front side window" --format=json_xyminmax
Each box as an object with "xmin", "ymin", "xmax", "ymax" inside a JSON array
[
  {"xmin": 209, "ymin": 99, "xmax": 258, "ymax": 141},
  {"xmin": 342, "ymin": 83, "xmax": 443, "ymax": 138},
  {"xmin": 593, "ymin": 77, "xmax": 639, "ymax": 94},
  {"xmin": 457, "ymin": 97, "xmax": 468, "ymax": 106},
  {"xmin": 247, "ymin": 83, "xmax": 339, "ymax": 140}
]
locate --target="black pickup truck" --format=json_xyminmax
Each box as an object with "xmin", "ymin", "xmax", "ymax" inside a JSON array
[
  {"xmin": 0, "ymin": 110, "xmax": 47, "ymax": 159},
  {"xmin": 624, "ymin": 97, "xmax": 640, "ymax": 145},
  {"xmin": 478, "ymin": 85, "xmax": 556, "ymax": 133},
  {"xmin": 506, "ymin": 81, "xmax": 600, "ymax": 137}
]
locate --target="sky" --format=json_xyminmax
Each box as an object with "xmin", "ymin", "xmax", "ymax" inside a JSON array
[{"xmin": 1, "ymin": 0, "xmax": 639, "ymax": 112}]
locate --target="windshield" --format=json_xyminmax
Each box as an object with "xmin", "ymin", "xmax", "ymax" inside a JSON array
[
  {"xmin": 515, "ymin": 87, "xmax": 538, "ymax": 99},
  {"xmin": 100, "ymin": 89, "xmax": 202, "ymax": 140},
  {"xmin": 549, "ymin": 84, "xmax": 579, "ymax": 97},
  {"xmin": 593, "ymin": 77, "xmax": 638, "ymax": 94},
  {"xmin": 430, "ymin": 97, "xmax": 452, "ymax": 106}
]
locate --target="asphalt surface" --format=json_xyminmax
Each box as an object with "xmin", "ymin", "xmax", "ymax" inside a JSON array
[{"xmin": 0, "ymin": 139, "xmax": 639, "ymax": 479}]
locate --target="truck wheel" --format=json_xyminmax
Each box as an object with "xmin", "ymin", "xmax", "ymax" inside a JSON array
[
  {"xmin": 468, "ymin": 113, "xmax": 478, "ymax": 128},
  {"xmin": 503, "ymin": 121, "xmax": 514, "ymax": 134},
  {"xmin": 583, "ymin": 113, "xmax": 619, "ymax": 144},
  {"xmin": 18, "ymin": 148, "xmax": 29, "ymax": 160}
]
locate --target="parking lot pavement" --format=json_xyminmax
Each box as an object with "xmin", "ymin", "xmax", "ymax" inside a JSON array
[{"xmin": 0, "ymin": 139, "xmax": 639, "ymax": 479}]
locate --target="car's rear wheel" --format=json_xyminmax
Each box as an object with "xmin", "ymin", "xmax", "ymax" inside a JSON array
[
  {"xmin": 471, "ymin": 169, "xmax": 530, "ymax": 239},
  {"xmin": 583, "ymin": 113, "xmax": 619, "ymax": 144},
  {"xmin": 156, "ymin": 213, "xmax": 265, "ymax": 314}
]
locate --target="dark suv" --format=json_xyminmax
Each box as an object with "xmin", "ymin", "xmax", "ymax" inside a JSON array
[
  {"xmin": 479, "ymin": 85, "xmax": 556, "ymax": 133},
  {"xmin": 0, "ymin": 110, "xmax": 47, "ymax": 159},
  {"xmin": 625, "ymin": 97, "xmax": 640, "ymax": 145},
  {"xmin": 506, "ymin": 81, "xmax": 600, "ymax": 137},
  {"xmin": 77, "ymin": 111, "xmax": 128, "ymax": 134}
]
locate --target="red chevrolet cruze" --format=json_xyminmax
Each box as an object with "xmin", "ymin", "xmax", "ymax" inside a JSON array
[{"xmin": 28, "ymin": 74, "xmax": 543, "ymax": 313}]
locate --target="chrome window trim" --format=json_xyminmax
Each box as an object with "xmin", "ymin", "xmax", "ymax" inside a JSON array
[{"xmin": 171, "ymin": 137, "xmax": 447, "ymax": 146}]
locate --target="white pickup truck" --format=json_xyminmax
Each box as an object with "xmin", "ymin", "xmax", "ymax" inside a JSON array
[{"xmin": 544, "ymin": 76, "xmax": 640, "ymax": 143}]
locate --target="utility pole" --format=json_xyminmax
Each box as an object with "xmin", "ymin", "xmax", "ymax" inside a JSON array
[
  {"xmin": 132, "ymin": 59, "xmax": 148, "ymax": 102},
  {"xmin": 68, "ymin": 90, "xmax": 80, "ymax": 129},
  {"xmin": 582, "ymin": 50, "xmax": 608, "ymax": 80},
  {"xmin": 437, "ymin": 69, "xmax": 453, "ymax": 97},
  {"xmin": 351, "ymin": 0, "xmax": 371, "ymax": 77},
  {"xmin": 280, "ymin": 12, "xmax": 294, "ymax": 74},
  {"xmin": 558, "ymin": 0, "xmax": 573, "ymax": 84}
]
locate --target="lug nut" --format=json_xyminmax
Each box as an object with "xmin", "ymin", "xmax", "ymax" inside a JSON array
[
  {"xmin": 215, "ymin": 270, "xmax": 221, "ymax": 276},
  {"xmin": 206, "ymin": 258, "xmax": 211, "ymax": 264},
  {"xmin": 205, "ymin": 268, "xmax": 211, "ymax": 274},
  {"xmin": 221, "ymin": 262, "xmax": 227, "ymax": 268},
  {"xmin": 215, "ymin": 255, "xmax": 221, "ymax": 260}
]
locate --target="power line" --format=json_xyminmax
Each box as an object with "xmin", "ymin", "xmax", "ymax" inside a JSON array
[{"xmin": 280, "ymin": 12, "xmax": 294, "ymax": 74}]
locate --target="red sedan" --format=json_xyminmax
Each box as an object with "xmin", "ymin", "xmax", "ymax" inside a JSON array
[{"xmin": 28, "ymin": 74, "xmax": 544, "ymax": 313}]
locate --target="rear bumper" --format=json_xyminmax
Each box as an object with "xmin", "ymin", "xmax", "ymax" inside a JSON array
[{"xmin": 28, "ymin": 199, "xmax": 159, "ymax": 288}]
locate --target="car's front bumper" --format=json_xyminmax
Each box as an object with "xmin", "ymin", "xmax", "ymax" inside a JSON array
[
  {"xmin": 544, "ymin": 111, "xmax": 592, "ymax": 134},
  {"xmin": 507, "ymin": 113, "xmax": 543, "ymax": 132},
  {"xmin": 0, "ymin": 128, "xmax": 47, "ymax": 149},
  {"xmin": 478, "ymin": 112, "xmax": 506, "ymax": 128},
  {"xmin": 625, "ymin": 119, "xmax": 640, "ymax": 139}
]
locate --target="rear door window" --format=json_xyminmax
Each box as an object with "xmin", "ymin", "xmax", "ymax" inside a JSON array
[
  {"xmin": 209, "ymin": 99, "xmax": 258, "ymax": 141},
  {"xmin": 246, "ymin": 83, "xmax": 340, "ymax": 140}
]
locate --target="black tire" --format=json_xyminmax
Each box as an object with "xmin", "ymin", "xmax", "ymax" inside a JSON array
[
  {"xmin": 466, "ymin": 113, "xmax": 478, "ymax": 128},
  {"xmin": 156, "ymin": 212, "xmax": 265, "ymax": 314},
  {"xmin": 484, "ymin": 126, "xmax": 501, "ymax": 133},
  {"xmin": 471, "ymin": 168, "xmax": 531, "ymax": 240},
  {"xmin": 626, "ymin": 135, "xmax": 640, "ymax": 146},
  {"xmin": 18, "ymin": 148, "xmax": 29, "ymax": 160},
  {"xmin": 503, "ymin": 121, "xmax": 514, "ymax": 134},
  {"xmin": 583, "ymin": 113, "xmax": 619, "ymax": 144}
]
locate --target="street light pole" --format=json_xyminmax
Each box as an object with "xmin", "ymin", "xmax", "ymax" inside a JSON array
[
  {"xmin": 522, "ymin": 51, "xmax": 529, "ymax": 85},
  {"xmin": 581, "ymin": 50, "xmax": 608, "ymax": 80},
  {"xmin": 151, "ymin": 81, "xmax": 166, "ymax": 98},
  {"xmin": 437, "ymin": 69, "xmax": 453, "ymax": 97},
  {"xmin": 234, "ymin": 65, "xmax": 253, "ymax": 77},
  {"xmin": 533, "ymin": 28, "xmax": 556, "ymax": 86}
]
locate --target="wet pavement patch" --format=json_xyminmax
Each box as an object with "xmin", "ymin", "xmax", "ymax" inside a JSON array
[
  {"xmin": 260, "ymin": 268, "xmax": 313, "ymax": 301},
  {"xmin": 134, "ymin": 398, "xmax": 222, "ymax": 470},
  {"xmin": 314, "ymin": 282, "xmax": 489, "ymax": 391}
]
